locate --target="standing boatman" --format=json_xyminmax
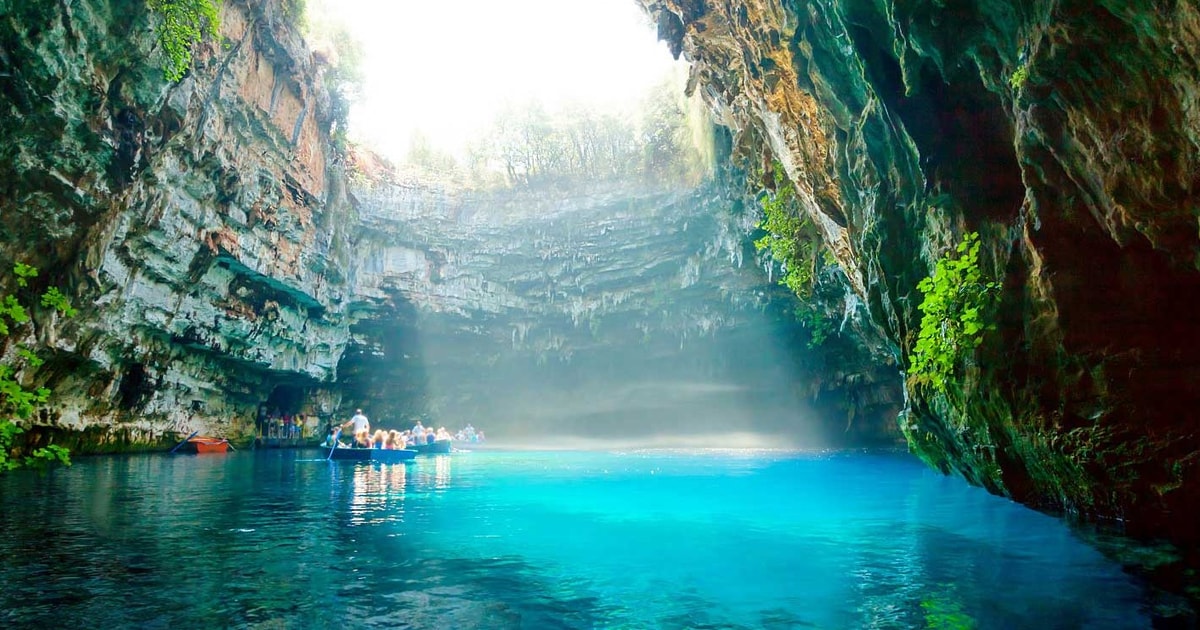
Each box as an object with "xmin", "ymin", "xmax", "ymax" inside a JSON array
[{"xmin": 339, "ymin": 408, "xmax": 371, "ymax": 447}]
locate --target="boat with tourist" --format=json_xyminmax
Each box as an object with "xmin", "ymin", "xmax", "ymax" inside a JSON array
[
  {"xmin": 326, "ymin": 445, "xmax": 418, "ymax": 463},
  {"xmin": 322, "ymin": 427, "xmax": 417, "ymax": 463},
  {"xmin": 409, "ymin": 439, "xmax": 453, "ymax": 454},
  {"xmin": 318, "ymin": 421, "xmax": 480, "ymax": 458}
]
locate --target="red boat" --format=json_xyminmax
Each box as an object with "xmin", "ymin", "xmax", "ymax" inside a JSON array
[{"xmin": 187, "ymin": 437, "xmax": 230, "ymax": 454}]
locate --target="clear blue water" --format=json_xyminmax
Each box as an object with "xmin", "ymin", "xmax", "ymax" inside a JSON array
[{"xmin": 0, "ymin": 449, "xmax": 1153, "ymax": 628}]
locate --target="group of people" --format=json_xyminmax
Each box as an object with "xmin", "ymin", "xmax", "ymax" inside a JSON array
[
  {"xmin": 454, "ymin": 424, "xmax": 485, "ymax": 443},
  {"xmin": 256, "ymin": 408, "xmax": 313, "ymax": 440},
  {"xmin": 328, "ymin": 409, "xmax": 466, "ymax": 449}
]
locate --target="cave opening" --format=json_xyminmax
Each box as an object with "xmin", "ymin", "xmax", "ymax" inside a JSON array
[
  {"xmin": 115, "ymin": 362, "xmax": 153, "ymax": 411},
  {"xmin": 263, "ymin": 384, "xmax": 305, "ymax": 416}
]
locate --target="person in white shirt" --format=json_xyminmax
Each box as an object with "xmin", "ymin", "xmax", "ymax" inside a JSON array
[{"xmin": 340, "ymin": 409, "xmax": 371, "ymax": 447}]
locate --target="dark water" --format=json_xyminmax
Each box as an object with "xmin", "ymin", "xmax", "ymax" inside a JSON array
[{"xmin": 0, "ymin": 449, "xmax": 1156, "ymax": 628}]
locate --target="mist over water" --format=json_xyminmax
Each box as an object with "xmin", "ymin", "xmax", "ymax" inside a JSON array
[{"xmin": 414, "ymin": 322, "xmax": 837, "ymax": 449}]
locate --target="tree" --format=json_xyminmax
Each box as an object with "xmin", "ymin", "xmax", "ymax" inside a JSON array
[{"xmin": 0, "ymin": 264, "xmax": 73, "ymax": 472}]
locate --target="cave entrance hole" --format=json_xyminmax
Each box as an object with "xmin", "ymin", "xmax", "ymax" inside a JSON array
[{"xmin": 258, "ymin": 384, "xmax": 308, "ymax": 440}]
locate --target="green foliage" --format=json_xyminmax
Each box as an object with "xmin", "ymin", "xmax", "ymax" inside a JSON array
[
  {"xmin": 28, "ymin": 444, "xmax": 72, "ymax": 469},
  {"xmin": 311, "ymin": 21, "xmax": 364, "ymax": 156},
  {"xmin": 41, "ymin": 287, "xmax": 77, "ymax": 317},
  {"xmin": 908, "ymin": 232, "xmax": 1000, "ymax": 392},
  {"xmin": 1009, "ymin": 63, "xmax": 1029, "ymax": 91},
  {"xmin": 16, "ymin": 347, "xmax": 43, "ymax": 368},
  {"xmin": 795, "ymin": 303, "xmax": 830, "ymax": 349},
  {"xmin": 0, "ymin": 420, "xmax": 22, "ymax": 472},
  {"xmin": 13, "ymin": 263, "xmax": 36, "ymax": 287},
  {"xmin": 1, "ymin": 263, "xmax": 72, "ymax": 473},
  {"xmin": 0, "ymin": 295, "xmax": 28, "ymax": 336},
  {"xmin": 753, "ymin": 167, "xmax": 821, "ymax": 300},
  {"xmin": 148, "ymin": 0, "xmax": 221, "ymax": 82}
]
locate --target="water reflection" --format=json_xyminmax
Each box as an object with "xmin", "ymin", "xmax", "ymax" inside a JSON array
[
  {"xmin": 0, "ymin": 450, "xmax": 1164, "ymax": 629},
  {"xmin": 337, "ymin": 456, "xmax": 456, "ymax": 527},
  {"xmin": 431, "ymin": 454, "xmax": 453, "ymax": 489},
  {"xmin": 344, "ymin": 462, "xmax": 409, "ymax": 526}
]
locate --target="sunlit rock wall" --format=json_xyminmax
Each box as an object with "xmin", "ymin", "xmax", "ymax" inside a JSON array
[
  {"xmin": 342, "ymin": 174, "xmax": 904, "ymax": 446},
  {"xmin": 637, "ymin": 0, "xmax": 1200, "ymax": 548},
  {"xmin": 0, "ymin": 0, "xmax": 356, "ymax": 449}
]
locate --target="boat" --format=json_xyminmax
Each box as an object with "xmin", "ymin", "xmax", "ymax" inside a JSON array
[
  {"xmin": 409, "ymin": 439, "xmax": 453, "ymax": 454},
  {"xmin": 327, "ymin": 446, "xmax": 417, "ymax": 463},
  {"xmin": 182, "ymin": 437, "xmax": 230, "ymax": 454}
]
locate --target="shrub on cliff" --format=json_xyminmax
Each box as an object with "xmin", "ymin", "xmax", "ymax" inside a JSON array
[
  {"xmin": 908, "ymin": 232, "xmax": 999, "ymax": 392},
  {"xmin": 148, "ymin": 0, "xmax": 220, "ymax": 82},
  {"xmin": 751, "ymin": 163, "xmax": 831, "ymax": 347},
  {"xmin": 0, "ymin": 264, "xmax": 73, "ymax": 472},
  {"xmin": 753, "ymin": 167, "xmax": 821, "ymax": 299}
]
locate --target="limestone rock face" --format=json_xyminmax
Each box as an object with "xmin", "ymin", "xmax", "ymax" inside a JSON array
[
  {"xmin": 1, "ymin": 0, "xmax": 356, "ymax": 448},
  {"xmin": 637, "ymin": 0, "xmax": 1200, "ymax": 549}
]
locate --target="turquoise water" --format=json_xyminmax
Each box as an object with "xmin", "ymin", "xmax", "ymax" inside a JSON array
[{"xmin": 0, "ymin": 449, "xmax": 1152, "ymax": 628}]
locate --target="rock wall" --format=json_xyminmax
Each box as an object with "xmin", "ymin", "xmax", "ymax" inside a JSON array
[
  {"xmin": 1, "ymin": 0, "xmax": 357, "ymax": 449},
  {"xmin": 636, "ymin": 0, "xmax": 1200, "ymax": 551}
]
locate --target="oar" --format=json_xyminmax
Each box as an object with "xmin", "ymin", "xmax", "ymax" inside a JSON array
[
  {"xmin": 225, "ymin": 439, "xmax": 237, "ymax": 452},
  {"xmin": 169, "ymin": 430, "xmax": 200, "ymax": 454},
  {"xmin": 325, "ymin": 428, "xmax": 342, "ymax": 461}
]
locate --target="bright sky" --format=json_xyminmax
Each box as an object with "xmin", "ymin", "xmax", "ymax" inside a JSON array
[{"xmin": 316, "ymin": 0, "xmax": 685, "ymax": 161}]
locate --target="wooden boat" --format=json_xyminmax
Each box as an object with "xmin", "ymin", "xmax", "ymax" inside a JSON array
[
  {"xmin": 409, "ymin": 439, "xmax": 453, "ymax": 454},
  {"xmin": 185, "ymin": 437, "xmax": 230, "ymax": 454},
  {"xmin": 327, "ymin": 446, "xmax": 417, "ymax": 463}
]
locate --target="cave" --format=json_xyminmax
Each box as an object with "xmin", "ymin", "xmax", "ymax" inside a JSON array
[
  {"xmin": 115, "ymin": 362, "xmax": 153, "ymax": 412},
  {"xmin": 0, "ymin": 0, "xmax": 1197, "ymax": 623},
  {"xmin": 263, "ymin": 383, "xmax": 305, "ymax": 417}
]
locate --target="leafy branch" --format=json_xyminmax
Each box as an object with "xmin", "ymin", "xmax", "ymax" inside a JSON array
[
  {"xmin": 148, "ymin": 0, "xmax": 221, "ymax": 82},
  {"xmin": 1, "ymin": 264, "xmax": 73, "ymax": 472},
  {"xmin": 908, "ymin": 232, "xmax": 1000, "ymax": 392},
  {"xmin": 752, "ymin": 164, "xmax": 831, "ymax": 346},
  {"xmin": 753, "ymin": 166, "xmax": 821, "ymax": 299}
]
